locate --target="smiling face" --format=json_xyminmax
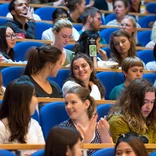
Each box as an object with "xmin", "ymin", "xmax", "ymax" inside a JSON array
[
  {"xmin": 120, "ymin": 18, "xmax": 136, "ymax": 36},
  {"xmin": 54, "ymin": 27, "xmax": 72, "ymax": 48},
  {"xmin": 6, "ymin": 27, "xmax": 17, "ymax": 52},
  {"xmin": 113, "ymin": 36, "xmax": 131, "ymax": 56},
  {"xmin": 116, "ymin": 142, "xmax": 136, "ymax": 156},
  {"xmin": 114, "ymin": 1, "xmax": 128, "ymax": 20},
  {"xmin": 65, "ymin": 93, "xmax": 90, "ymax": 121},
  {"xmin": 141, "ymin": 92, "xmax": 155, "ymax": 118},
  {"xmin": 11, "ymin": 0, "xmax": 29, "ymax": 17},
  {"xmin": 72, "ymin": 58, "xmax": 93, "ymax": 83}
]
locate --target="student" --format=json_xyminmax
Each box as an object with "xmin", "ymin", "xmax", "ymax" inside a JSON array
[
  {"xmin": 52, "ymin": 19, "xmax": 75, "ymax": 66},
  {"xmin": 146, "ymin": 21, "xmax": 156, "ymax": 48},
  {"xmin": 59, "ymin": 86, "xmax": 113, "ymax": 156},
  {"xmin": 115, "ymin": 132, "xmax": 148, "ymax": 156},
  {"xmin": 109, "ymin": 56, "xmax": 144, "ymax": 100},
  {"xmin": 120, "ymin": 15, "xmax": 139, "ymax": 45},
  {"xmin": 0, "ymin": 79, "xmax": 45, "ymax": 155},
  {"xmin": 44, "ymin": 127, "xmax": 82, "ymax": 156},
  {"xmin": 62, "ymin": 53, "xmax": 106, "ymax": 100},
  {"xmin": 65, "ymin": 0, "xmax": 86, "ymax": 23},
  {"xmin": 0, "ymin": 26, "xmax": 26, "ymax": 63},
  {"xmin": 107, "ymin": 78, "xmax": 156, "ymax": 143},
  {"xmin": 42, "ymin": 8, "xmax": 80, "ymax": 42},
  {"xmin": 21, "ymin": 44, "xmax": 63, "ymax": 98},
  {"xmin": 5, "ymin": 0, "xmax": 35, "ymax": 39},
  {"xmin": 109, "ymin": 30, "xmax": 137, "ymax": 67}
]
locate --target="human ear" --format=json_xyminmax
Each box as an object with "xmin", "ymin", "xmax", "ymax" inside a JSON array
[
  {"xmin": 84, "ymin": 100, "xmax": 90, "ymax": 109},
  {"xmin": 11, "ymin": 10, "xmax": 16, "ymax": 16}
]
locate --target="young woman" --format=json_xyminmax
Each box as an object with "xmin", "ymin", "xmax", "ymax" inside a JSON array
[
  {"xmin": 120, "ymin": 15, "xmax": 139, "ymax": 45},
  {"xmin": 62, "ymin": 53, "xmax": 106, "ymax": 100},
  {"xmin": 109, "ymin": 56, "xmax": 144, "ymax": 100},
  {"xmin": 0, "ymin": 79, "xmax": 44, "ymax": 155},
  {"xmin": 52, "ymin": 19, "xmax": 75, "ymax": 66},
  {"xmin": 115, "ymin": 132, "xmax": 148, "ymax": 156},
  {"xmin": 21, "ymin": 44, "xmax": 63, "ymax": 98},
  {"xmin": 59, "ymin": 86, "xmax": 113, "ymax": 156},
  {"xmin": 107, "ymin": 78, "xmax": 156, "ymax": 143},
  {"xmin": 44, "ymin": 127, "xmax": 82, "ymax": 156},
  {"xmin": 109, "ymin": 30, "xmax": 137, "ymax": 66},
  {"xmin": 65, "ymin": 0, "xmax": 86, "ymax": 23}
]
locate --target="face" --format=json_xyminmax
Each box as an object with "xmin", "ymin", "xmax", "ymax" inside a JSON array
[
  {"xmin": 116, "ymin": 142, "xmax": 136, "ymax": 156},
  {"xmin": 29, "ymin": 92, "xmax": 38, "ymax": 115},
  {"xmin": 77, "ymin": 0, "xmax": 86, "ymax": 14},
  {"xmin": 141, "ymin": 92, "xmax": 155, "ymax": 118},
  {"xmin": 114, "ymin": 1, "xmax": 128, "ymax": 19},
  {"xmin": 72, "ymin": 58, "xmax": 93, "ymax": 83},
  {"xmin": 6, "ymin": 27, "xmax": 17, "ymax": 51},
  {"xmin": 113, "ymin": 36, "xmax": 131, "ymax": 55},
  {"xmin": 65, "ymin": 93, "xmax": 90, "ymax": 120},
  {"xmin": 12, "ymin": 0, "xmax": 29, "ymax": 17},
  {"xmin": 123, "ymin": 66, "xmax": 143, "ymax": 82},
  {"xmin": 50, "ymin": 54, "xmax": 63, "ymax": 77},
  {"xmin": 66, "ymin": 139, "xmax": 82, "ymax": 156},
  {"xmin": 54, "ymin": 27, "xmax": 72, "ymax": 48},
  {"xmin": 120, "ymin": 19, "xmax": 136, "ymax": 36},
  {"xmin": 90, "ymin": 12, "xmax": 102, "ymax": 31}
]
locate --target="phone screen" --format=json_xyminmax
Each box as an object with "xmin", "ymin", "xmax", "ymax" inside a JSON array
[{"xmin": 89, "ymin": 45, "xmax": 97, "ymax": 57}]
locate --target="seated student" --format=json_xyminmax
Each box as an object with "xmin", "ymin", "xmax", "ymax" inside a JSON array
[
  {"xmin": 42, "ymin": 8, "xmax": 80, "ymax": 42},
  {"xmin": 109, "ymin": 56, "xmax": 144, "ymax": 100},
  {"xmin": 52, "ymin": 19, "xmax": 75, "ymax": 66},
  {"xmin": 107, "ymin": 78, "xmax": 156, "ymax": 143},
  {"xmin": 44, "ymin": 127, "xmax": 82, "ymax": 156},
  {"xmin": 0, "ymin": 26, "xmax": 26, "ymax": 63},
  {"xmin": 146, "ymin": 21, "xmax": 156, "ymax": 48},
  {"xmin": 109, "ymin": 30, "xmax": 137, "ymax": 67},
  {"xmin": 115, "ymin": 132, "xmax": 148, "ymax": 156},
  {"xmin": 0, "ymin": 72, "xmax": 5, "ymax": 95},
  {"xmin": 0, "ymin": 79, "xmax": 45, "ymax": 155},
  {"xmin": 59, "ymin": 86, "xmax": 113, "ymax": 156},
  {"xmin": 62, "ymin": 53, "xmax": 106, "ymax": 100},
  {"xmin": 5, "ymin": 0, "xmax": 36, "ymax": 39},
  {"xmin": 65, "ymin": 0, "xmax": 86, "ymax": 23},
  {"xmin": 21, "ymin": 45, "xmax": 63, "ymax": 98}
]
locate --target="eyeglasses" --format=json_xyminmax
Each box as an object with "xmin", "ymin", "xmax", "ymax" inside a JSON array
[{"xmin": 5, "ymin": 33, "xmax": 17, "ymax": 40}]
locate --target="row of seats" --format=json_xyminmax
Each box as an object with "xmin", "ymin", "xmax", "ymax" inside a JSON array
[{"xmin": 1, "ymin": 67, "xmax": 156, "ymax": 99}]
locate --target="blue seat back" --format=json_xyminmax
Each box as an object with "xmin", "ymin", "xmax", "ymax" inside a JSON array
[
  {"xmin": 0, "ymin": 149, "xmax": 16, "ymax": 156},
  {"xmin": 40, "ymin": 102, "xmax": 69, "ymax": 139},
  {"xmin": 143, "ymin": 73, "xmax": 156, "ymax": 84},
  {"xmin": 0, "ymin": 17, "xmax": 8, "ymax": 26},
  {"xmin": 0, "ymin": 3, "xmax": 9, "ymax": 16},
  {"xmin": 34, "ymin": 7, "xmax": 56, "ymax": 21},
  {"xmin": 100, "ymin": 28, "xmax": 119, "ymax": 44},
  {"xmin": 137, "ymin": 49, "xmax": 154, "ymax": 64},
  {"xmin": 138, "ymin": 15, "xmax": 156, "ymax": 28},
  {"xmin": 105, "ymin": 14, "xmax": 116, "ymax": 24},
  {"xmin": 64, "ymin": 44, "xmax": 74, "ymax": 51},
  {"xmin": 149, "ymin": 151, "xmax": 156, "ymax": 156},
  {"xmin": 137, "ymin": 30, "xmax": 151, "ymax": 46},
  {"xmin": 145, "ymin": 2, "xmax": 156, "ymax": 14},
  {"xmin": 48, "ymin": 69, "xmax": 70, "ymax": 88},
  {"xmin": 14, "ymin": 41, "xmax": 44, "ymax": 61},
  {"xmin": 36, "ymin": 22, "xmax": 52, "ymax": 40},
  {"xmin": 31, "ymin": 150, "xmax": 44, "ymax": 156},
  {"xmin": 91, "ymin": 148, "xmax": 114, "ymax": 156},
  {"xmin": 96, "ymin": 72, "xmax": 124, "ymax": 100},
  {"xmin": 73, "ymin": 24, "xmax": 83, "ymax": 31},
  {"xmin": 97, "ymin": 104, "xmax": 113, "ymax": 121},
  {"xmin": 1, "ymin": 66, "xmax": 25, "ymax": 87}
]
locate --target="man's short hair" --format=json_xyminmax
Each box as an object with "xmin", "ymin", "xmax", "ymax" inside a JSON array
[
  {"xmin": 81, "ymin": 7, "xmax": 101, "ymax": 25},
  {"xmin": 9, "ymin": 0, "xmax": 16, "ymax": 13}
]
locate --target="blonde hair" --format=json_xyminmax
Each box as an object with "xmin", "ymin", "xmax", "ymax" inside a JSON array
[
  {"xmin": 151, "ymin": 21, "xmax": 156, "ymax": 43},
  {"xmin": 122, "ymin": 15, "xmax": 138, "ymax": 45},
  {"xmin": 53, "ymin": 19, "xmax": 72, "ymax": 33}
]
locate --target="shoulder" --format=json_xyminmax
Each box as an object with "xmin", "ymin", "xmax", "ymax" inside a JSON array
[
  {"xmin": 106, "ymin": 20, "xmax": 119, "ymax": 26},
  {"xmin": 146, "ymin": 61, "xmax": 156, "ymax": 70},
  {"xmin": 108, "ymin": 115, "xmax": 127, "ymax": 125},
  {"xmin": 59, "ymin": 120, "xmax": 73, "ymax": 127},
  {"xmin": 20, "ymin": 75, "xmax": 32, "ymax": 82},
  {"xmin": 42, "ymin": 28, "xmax": 53, "ymax": 35}
]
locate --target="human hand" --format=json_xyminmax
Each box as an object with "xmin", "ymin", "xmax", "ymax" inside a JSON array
[
  {"xmin": 98, "ymin": 49, "xmax": 108, "ymax": 61},
  {"xmin": 20, "ymin": 6, "xmax": 34, "ymax": 20},
  {"xmin": 77, "ymin": 114, "xmax": 98, "ymax": 143},
  {"xmin": 97, "ymin": 117, "xmax": 113, "ymax": 143}
]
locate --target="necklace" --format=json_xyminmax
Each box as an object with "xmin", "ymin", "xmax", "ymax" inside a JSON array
[{"xmin": 33, "ymin": 75, "xmax": 48, "ymax": 84}]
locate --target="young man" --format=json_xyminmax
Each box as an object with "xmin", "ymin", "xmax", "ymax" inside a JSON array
[
  {"xmin": 5, "ymin": 0, "xmax": 36, "ymax": 39},
  {"xmin": 109, "ymin": 56, "xmax": 144, "ymax": 100}
]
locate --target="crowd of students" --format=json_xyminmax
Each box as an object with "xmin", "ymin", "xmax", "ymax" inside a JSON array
[{"xmin": 0, "ymin": 0, "xmax": 156, "ymax": 155}]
